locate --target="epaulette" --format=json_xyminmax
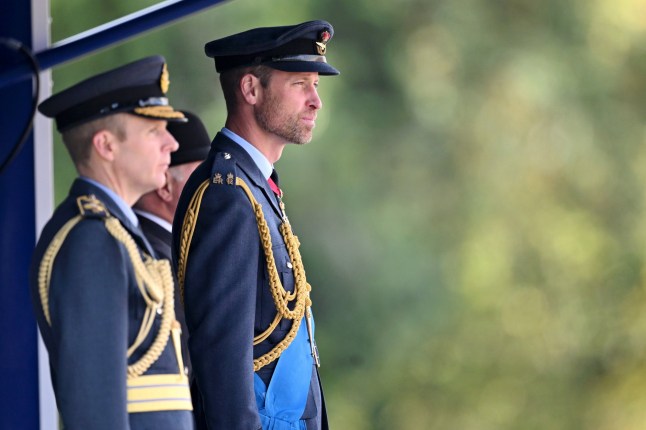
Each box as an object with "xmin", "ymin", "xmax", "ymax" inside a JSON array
[
  {"xmin": 76, "ymin": 194, "xmax": 110, "ymax": 219},
  {"xmin": 209, "ymin": 151, "xmax": 237, "ymax": 187}
]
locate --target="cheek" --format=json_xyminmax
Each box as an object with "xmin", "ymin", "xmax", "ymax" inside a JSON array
[
  {"xmin": 143, "ymin": 140, "xmax": 166, "ymax": 159},
  {"xmin": 169, "ymin": 179, "xmax": 185, "ymax": 204}
]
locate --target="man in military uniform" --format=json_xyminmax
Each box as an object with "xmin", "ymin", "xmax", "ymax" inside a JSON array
[
  {"xmin": 173, "ymin": 20, "xmax": 339, "ymax": 429},
  {"xmin": 134, "ymin": 110, "xmax": 212, "ymax": 379},
  {"xmin": 29, "ymin": 56, "xmax": 194, "ymax": 429}
]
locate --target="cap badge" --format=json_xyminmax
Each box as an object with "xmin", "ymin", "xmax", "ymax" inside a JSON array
[
  {"xmin": 316, "ymin": 30, "xmax": 331, "ymax": 55},
  {"xmin": 160, "ymin": 63, "xmax": 170, "ymax": 94}
]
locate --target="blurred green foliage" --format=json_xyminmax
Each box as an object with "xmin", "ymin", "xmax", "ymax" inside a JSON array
[{"xmin": 48, "ymin": 0, "xmax": 646, "ymax": 428}]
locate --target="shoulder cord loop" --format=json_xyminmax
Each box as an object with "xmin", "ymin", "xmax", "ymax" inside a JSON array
[
  {"xmin": 177, "ymin": 178, "xmax": 211, "ymax": 307},
  {"xmin": 177, "ymin": 177, "xmax": 312, "ymax": 371},
  {"xmin": 37, "ymin": 215, "xmax": 175, "ymax": 379},
  {"xmin": 38, "ymin": 215, "xmax": 83, "ymax": 326}
]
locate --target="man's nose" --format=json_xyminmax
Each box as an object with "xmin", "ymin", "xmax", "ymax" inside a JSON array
[{"xmin": 309, "ymin": 88, "xmax": 322, "ymax": 110}]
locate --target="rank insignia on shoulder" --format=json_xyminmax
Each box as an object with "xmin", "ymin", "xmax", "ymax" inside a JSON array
[
  {"xmin": 210, "ymin": 151, "xmax": 237, "ymax": 186},
  {"xmin": 76, "ymin": 195, "xmax": 110, "ymax": 218},
  {"xmin": 212, "ymin": 172, "xmax": 236, "ymax": 185}
]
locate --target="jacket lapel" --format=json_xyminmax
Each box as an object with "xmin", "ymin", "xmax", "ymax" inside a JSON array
[
  {"xmin": 214, "ymin": 134, "xmax": 284, "ymax": 218},
  {"xmin": 70, "ymin": 179, "xmax": 156, "ymax": 255}
]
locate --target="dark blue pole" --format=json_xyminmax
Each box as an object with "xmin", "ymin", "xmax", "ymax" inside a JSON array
[
  {"xmin": 0, "ymin": 0, "xmax": 228, "ymax": 89},
  {"xmin": 0, "ymin": 0, "xmax": 39, "ymax": 428}
]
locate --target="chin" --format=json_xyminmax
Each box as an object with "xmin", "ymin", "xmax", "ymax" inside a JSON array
[
  {"xmin": 151, "ymin": 176, "xmax": 166, "ymax": 189},
  {"xmin": 300, "ymin": 134, "xmax": 314, "ymax": 144}
]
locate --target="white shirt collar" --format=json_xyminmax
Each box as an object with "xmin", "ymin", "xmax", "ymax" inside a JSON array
[
  {"xmin": 79, "ymin": 176, "xmax": 139, "ymax": 227},
  {"xmin": 221, "ymin": 127, "xmax": 273, "ymax": 180},
  {"xmin": 133, "ymin": 209, "xmax": 172, "ymax": 233}
]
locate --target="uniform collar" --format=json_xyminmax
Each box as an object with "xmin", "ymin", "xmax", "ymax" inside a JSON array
[
  {"xmin": 220, "ymin": 127, "xmax": 273, "ymax": 180},
  {"xmin": 214, "ymin": 132, "xmax": 284, "ymax": 219},
  {"xmin": 79, "ymin": 176, "xmax": 139, "ymax": 227}
]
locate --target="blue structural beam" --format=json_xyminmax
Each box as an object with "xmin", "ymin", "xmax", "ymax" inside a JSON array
[
  {"xmin": 0, "ymin": 0, "xmax": 39, "ymax": 428},
  {"xmin": 0, "ymin": 79, "xmax": 39, "ymax": 430},
  {"xmin": 0, "ymin": 0, "xmax": 228, "ymax": 89}
]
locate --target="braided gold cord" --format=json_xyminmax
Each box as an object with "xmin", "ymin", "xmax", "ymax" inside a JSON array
[
  {"xmin": 237, "ymin": 179, "xmax": 309, "ymax": 318},
  {"xmin": 105, "ymin": 218, "xmax": 164, "ymax": 302},
  {"xmin": 127, "ymin": 258, "xmax": 174, "ymax": 378},
  {"xmin": 133, "ymin": 105, "xmax": 186, "ymax": 119},
  {"xmin": 178, "ymin": 179, "xmax": 211, "ymax": 306},
  {"xmin": 37, "ymin": 213, "xmax": 176, "ymax": 379},
  {"xmin": 254, "ymin": 316, "xmax": 304, "ymax": 371},
  {"xmin": 103, "ymin": 218, "xmax": 175, "ymax": 379},
  {"xmin": 235, "ymin": 178, "xmax": 312, "ymax": 371},
  {"xmin": 126, "ymin": 253, "xmax": 166, "ymax": 356},
  {"xmin": 127, "ymin": 307, "xmax": 156, "ymax": 357},
  {"xmin": 38, "ymin": 216, "xmax": 83, "ymax": 325},
  {"xmin": 176, "ymin": 175, "xmax": 315, "ymax": 372},
  {"xmin": 253, "ymin": 313, "xmax": 282, "ymax": 345},
  {"xmin": 280, "ymin": 222, "xmax": 313, "ymax": 312}
]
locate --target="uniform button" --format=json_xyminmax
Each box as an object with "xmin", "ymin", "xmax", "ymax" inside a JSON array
[
  {"xmin": 184, "ymin": 366, "xmax": 189, "ymax": 375},
  {"xmin": 224, "ymin": 152, "xmax": 231, "ymax": 159},
  {"xmin": 286, "ymin": 262, "xmax": 293, "ymax": 269},
  {"xmin": 157, "ymin": 306, "xmax": 163, "ymax": 315}
]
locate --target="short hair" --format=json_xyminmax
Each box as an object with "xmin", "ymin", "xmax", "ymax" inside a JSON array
[
  {"xmin": 61, "ymin": 114, "xmax": 127, "ymax": 166},
  {"xmin": 219, "ymin": 65, "xmax": 274, "ymax": 113}
]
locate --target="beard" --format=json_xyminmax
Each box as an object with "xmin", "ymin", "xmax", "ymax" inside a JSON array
[{"xmin": 255, "ymin": 89, "xmax": 315, "ymax": 145}]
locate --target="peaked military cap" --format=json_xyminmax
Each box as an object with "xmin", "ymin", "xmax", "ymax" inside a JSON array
[
  {"xmin": 204, "ymin": 20, "xmax": 340, "ymax": 76},
  {"xmin": 38, "ymin": 55, "xmax": 186, "ymax": 132},
  {"xmin": 168, "ymin": 110, "xmax": 212, "ymax": 167}
]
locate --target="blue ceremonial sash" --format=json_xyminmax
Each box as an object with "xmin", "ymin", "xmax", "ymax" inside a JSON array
[{"xmin": 254, "ymin": 319, "xmax": 314, "ymax": 429}]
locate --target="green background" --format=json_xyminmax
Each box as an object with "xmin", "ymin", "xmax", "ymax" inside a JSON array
[{"xmin": 48, "ymin": 0, "xmax": 646, "ymax": 428}]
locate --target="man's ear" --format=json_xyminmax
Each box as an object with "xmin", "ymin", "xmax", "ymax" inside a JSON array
[
  {"xmin": 240, "ymin": 73, "xmax": 261, "ymax": 105},
  {"xmin": 156, "ymin": 170, "xmax": 173, "ymax": 202},
  {"xmin": 91, "ymin": 129, "xmax": 116, "ymax": 161}
]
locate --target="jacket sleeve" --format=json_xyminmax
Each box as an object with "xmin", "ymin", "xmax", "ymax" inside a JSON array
[
  {"xmin": 182, "ymin": 181, "xmax": 263, "ymax": 429},
  {"xmin": 48, "ymin": 219, "xmax": 130, "ymax": 429}
]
